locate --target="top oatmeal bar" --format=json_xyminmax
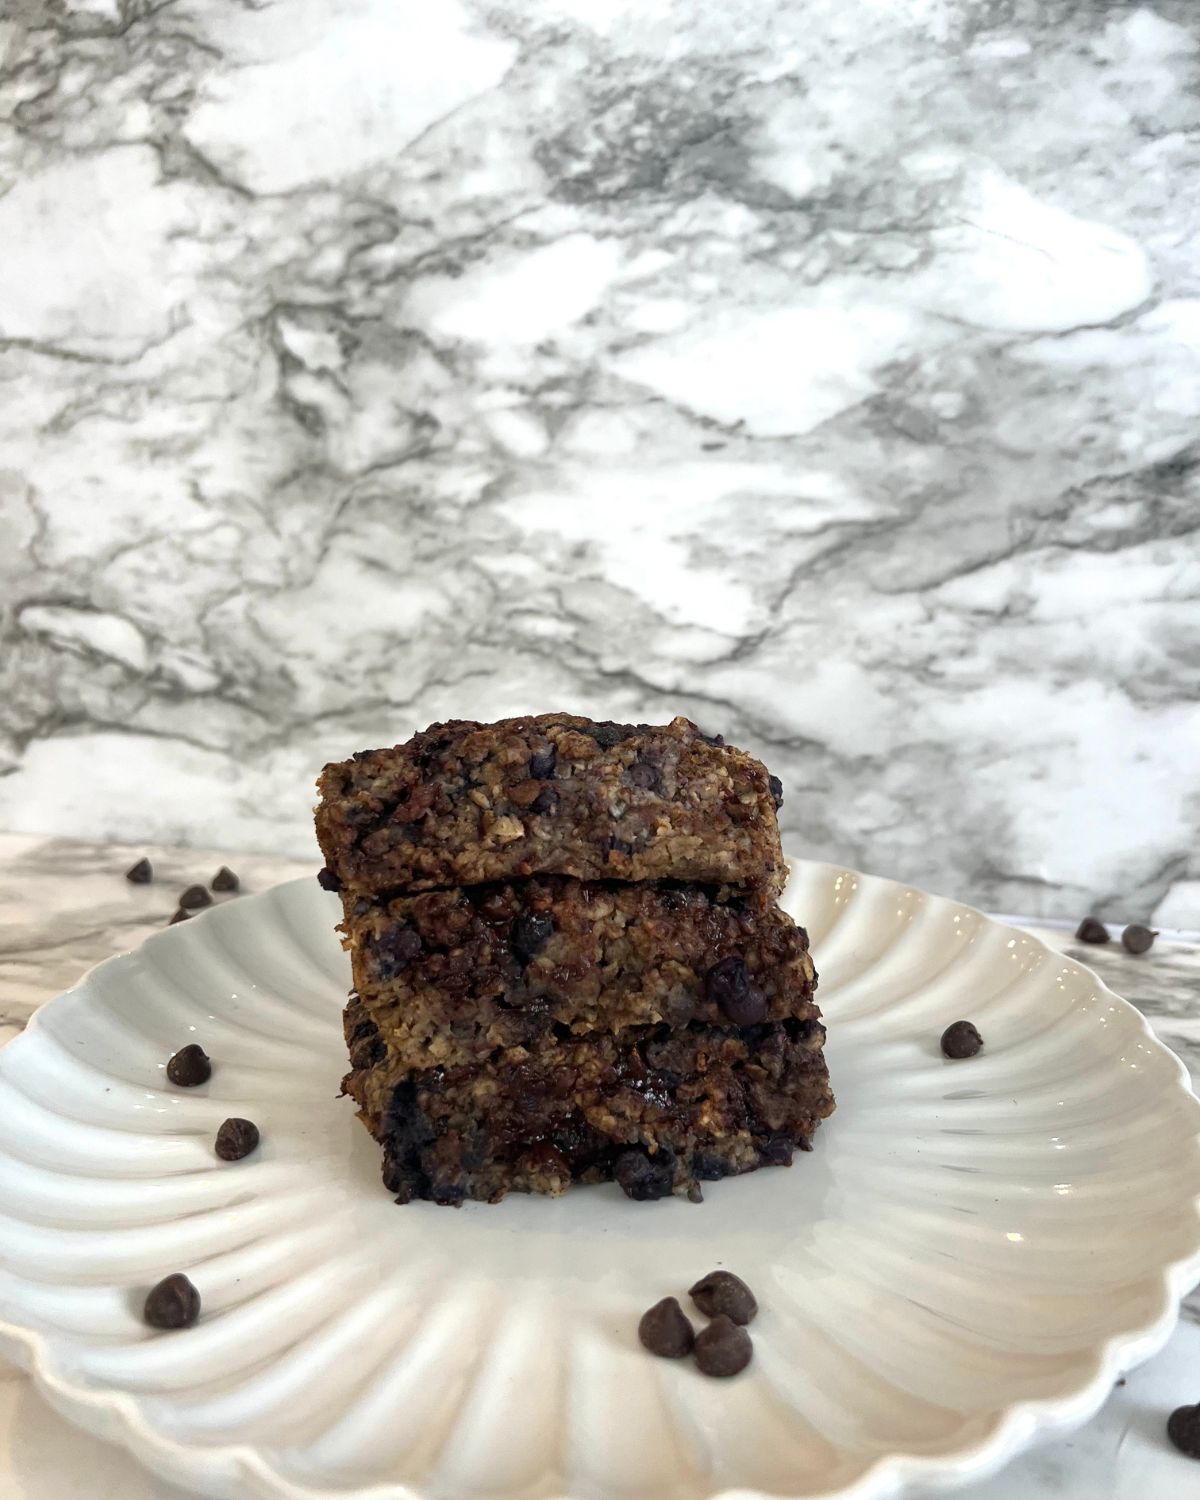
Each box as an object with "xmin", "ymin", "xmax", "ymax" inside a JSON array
[{"xmin": 315, "ymin": 714, "xmax": 785, "ymax": 898}]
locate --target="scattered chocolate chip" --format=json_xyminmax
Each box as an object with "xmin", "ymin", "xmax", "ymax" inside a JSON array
[
  {"xmin": 530, "ymin": 786, "xmax": 559, "ymax": 815},
  {"xmin": 638, "ymin": 1297, "xmax": 695, "ymax": 1358},
  {"xmin": 704, "ymin": 956, "xmax": 768, "ymax": 1025},
  {"xmin": 143, "ymin": 1272, "xmax": 201, "ymax": 1330},
  {"xmin": 317, "ymin": 866, "xmax": 343, "ymax": 892},
  {"xmin": 694, "ymin": 1314, "xmax": 753, "ymax": 1377},
  {"xmin": 168, "ymin": 908, "xmax": 191, "ymax": 925},
  {"xmin": 1167, "ymin": 1403, "xmax": 1200, "ymax": 1459},
  {"xmin": 512, "ymin": 912, "xmax": 554, "ymax": 964},
  {"xmin": 214, "ymin": 1117, "xmax": 260, "ymax": 1161},
  {"xmin": 528, "ymin": 745, "xmax": 557, "ymax": 779},
  {"xmin": 614, "ymin": 1147, "xmax": 675, "ymax": 1201},
  {"xmin": 941, "ymin": 1020, "xmax": 984, "ymax": 1059},
  {"xmin": 1075, "ymin": 917, "xmax": 1110, "ymax": 944},
  {"xmin": 211, "ymin": 866, "xmax": 239, "ymax": 892},
  {"xmin": 689, "ymin": 1270, "xmax": 758, "ymax": 1325},
  {"xmin": 700, "ymin": 730, "xmax": 725, "ymax": 746},
  {"xmin": 607, "ymin": 835, "xmax": 634, "ymax": 856},
  {"xmin": 1122, "ymin": 924, "xmax": 1157, "ymax": 955},
  {"xmin": 626, "ymin": 760, "xmax": 662, "ymax": 792},
  {"xmin": 166, "ymin": 1043, "xmax": 211, "ymax": 1087},
  {"xmin": 125, "ymin": 857, "xmax": 153, "ymax": 884},
  {"xmin": 179, "ymin": 884, "xmax": 212, "ymax": 910},
  {"xmin": 767, "ymin": 774, "xmax": 783, "ymax": 809}
]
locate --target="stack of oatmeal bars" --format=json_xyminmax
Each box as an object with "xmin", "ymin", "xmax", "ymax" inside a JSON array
[{"xmin": 315, "ymin": 714, "xmax": 834, "ymax": 1205}]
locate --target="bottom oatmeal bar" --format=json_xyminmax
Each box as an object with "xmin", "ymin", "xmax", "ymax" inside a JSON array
[{"xmin": 342, "ymin": 995, "xmax": 835, "ymax": 1205}]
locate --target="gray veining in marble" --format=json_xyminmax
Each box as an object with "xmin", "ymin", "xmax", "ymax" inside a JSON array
[{"xmin": 0, "ymin": 0, "xmax": 1198, "ymax": 925}]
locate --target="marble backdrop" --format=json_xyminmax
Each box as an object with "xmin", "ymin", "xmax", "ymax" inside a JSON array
[{"xmin": 0, "ymin": 0, "xmax": 1198, "ymax": 925}]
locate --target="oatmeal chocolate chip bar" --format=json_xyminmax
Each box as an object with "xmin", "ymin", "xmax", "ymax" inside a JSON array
[
  {"xmin": 315, "ymin": 714, "xmax": 785, "ymax": 898},
  {"xmin": 319, "ymin": 713, "xmax": 833, "ymax": 1206},
  {"xmin": 339, "ymin": 877, "xmax": 818, "ymax": 1070},
  {"xmin": 342, "ymin": 1003, "xmax": 834, "ymax": 1205}
]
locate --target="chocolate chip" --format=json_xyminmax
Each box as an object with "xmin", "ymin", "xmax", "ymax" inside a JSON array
[
  {"xmin": 614, "ymin": 1147, "xmax": 674, "ymax": 1201},
  {"xmin": 317, "ymin": 866, "xmax": 343, "ymax": 892},
  {"xmin": 214, "ymin": 1118, "xmax": 259, "ymax": 1161},
  {"xmin": 704, "ymin": 956, "xmax": 768, "ymax": 1025},
  {"xmin": 1168, "ymin": 1404, "xmax": 1200, "ymax": 1459},
  {"xmin": 588, "ymin": 720, "xmax": 635, "ymax": 749},
  {"xmin": 521, "ymin": 1141, "xmax": 570, "ymax": 1180},
  {"xmin": 168, "ymin": 908, "xmax": 191, "ymax": 925},
  {"xmin": 1075, "ymin": 917, "xmax": 1110, "ymax": 944},
  {"xmin": 166, "ymin": 1043, "xmax": 211, "ymax": 1087},
  {"xmin": 528, "ymin": 745, "xmax": 557, "ymax": 779},
  {"xmin": 607, "ymin": 835, "xmax": 634, "ymax": 856},
  {"xmin": 512, "ymin": 912, "xmax": 554, "ymax": 964},
  {"xmin": 941, "ymin": 1020, "xmax": 983, "ymax": 1059},
  {"xmin": 694, "ymin": 1314, "xmax": 753, "ymax": 1377},
  {"xmin": 179, "ymin": 884, "xmax": 212, "ymax": 910},
  {"xmin": 211, "ymin": 866, "xmax": 239, "ymax": 892},
  {"xmin": 768, "ymin": 774, "xmax": 783, "ymax": 809},
  {"xmin": 759, "ymin": 1135, "xmax": 796, "ymax": 1166},
  {"xmin": 348, "ymin": 1016, "xmax": 386, "ymax": 1070},
  {"xmin": 689, "ymin": 1270, "xmax": 758, "ymax": 1325},
  {"xmin": 626, "ymin": 760, "xmax": 662, "ymax": 792},
  {"xmin": 638, "ymin": 1297, "xmax": 695, "ymax": 1358},
  {"xmin": 125, "ymin": 857, "xmax": 152, "ymax": 884},
  {"xmin": 700, "ymin": 730, "xmax": 725, "ymax": 746},
  {"xmin": 373, "ymin": 926, "xmax": 422, "ymax": 980},
  {"xmin": 1121, "ymin": 924, "xmax": 1157, "ymax": 955},
  {"xmin": 692, "ymin": 1152, "xmax": 729, "ymax": 1181},
  {"xmin": 530, "ymin": 786, "xmax": 559, "ymax": 815},
  {"xmin": 143, "ymin": 1272, "xmax": 201, "ymax": 1330}
]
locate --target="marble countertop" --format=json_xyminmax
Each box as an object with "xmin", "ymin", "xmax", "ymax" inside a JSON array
[
  {"xmin": 3, "ymin": 0, "xmax": 1200, "ymax": 930},
  {"xmin": 0, "ymin": 831, "xmax": 1197, "ymax": 1498}
]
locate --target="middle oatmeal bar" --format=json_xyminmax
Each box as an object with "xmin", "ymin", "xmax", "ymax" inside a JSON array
[{"xmin": 339, "ymin": 876, "xmax": 818, "ymax": 1071}]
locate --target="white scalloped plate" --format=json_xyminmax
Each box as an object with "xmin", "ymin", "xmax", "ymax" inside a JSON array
[{"xmin": 1, "ymin": 864, "xmax": 1198, "ymax": 1500}]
